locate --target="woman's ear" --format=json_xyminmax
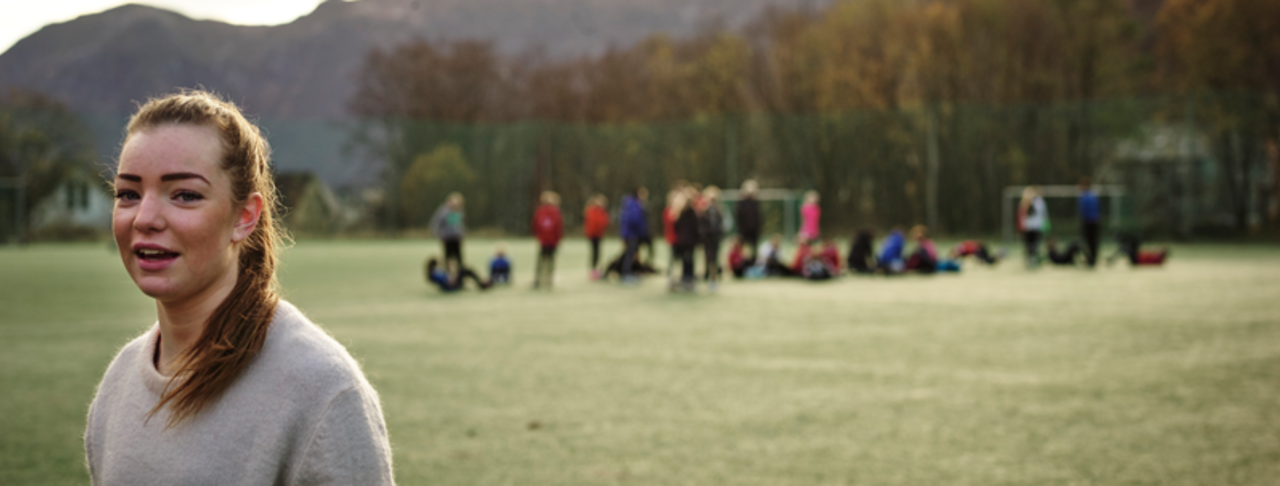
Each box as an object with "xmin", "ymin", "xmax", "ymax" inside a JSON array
[{"xmin": 232, "ymin": 192, "xmax": 264, "ymax": 243}]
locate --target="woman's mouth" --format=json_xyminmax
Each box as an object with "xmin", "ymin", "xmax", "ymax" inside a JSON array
[{"xmin": 134, "ymin": 246, "xmax": 179, "ymax": 271}]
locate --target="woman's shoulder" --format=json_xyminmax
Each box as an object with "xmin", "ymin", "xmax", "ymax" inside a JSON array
[
  {"xmin": 256, "ymin": 301, "xmax": 373, "ymax": 394},
  {"xmin": 96, "ymin": 326, "xmax": 155, "ymax": 384}
]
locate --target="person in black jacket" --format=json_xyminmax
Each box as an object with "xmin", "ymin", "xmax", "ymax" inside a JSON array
[
  {"xmin": 698, "ymin": 186, "xmax": 726, "ymax": 290},
  {"xmin": 847, "ymin": 228, "xmax": 876, "ymax": 274},
  {"xmin": 735, "ymin": 179, "xmax": 762, "ymax": 261},
  {"xmin": 672, "ymin": 192, "xmax": 701, "ymax": 291}
]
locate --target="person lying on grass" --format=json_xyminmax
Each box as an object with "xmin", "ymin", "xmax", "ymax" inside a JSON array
[
  {"xmin": 1047, "ymin": 238, "xmax": 1084, "ymax": 266},
  {"xmin": 1107, "ymin": 233, "xmax": 1170, "ymax": 266},
  {"xmin": 426, "ymin": 257, "xmax": 491, "ymax": 291},
  {"xmin": 950, "ymin": 240, "xmax": 1001, "ymax": 265}
]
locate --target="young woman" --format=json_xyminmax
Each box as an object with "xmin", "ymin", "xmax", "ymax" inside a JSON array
[
  {"xmin": 86, "ymin": 91, "xmax": 394, "ymax": 484},
  {"xmin": 583, "ymin": 194, "xmax": 609, "ymax": 279},
  {"xmin": 532, "ymin": 190, "xmax": 564, "ymax": 289},
  {"xmin": 431, "ymin": 192, "xmax": 466, "ymax": 270},
  {"xmin": 697, "ymin": 186, "xmax": 725, "ymax": 290},
  {"xmin": 798, "ymin": 190, "xmax": 821, "ymax": 242},
  {"xmin": 1018, "ymin": 185, "xmax": 1048, "ymax": 267},
  {"xmin": 671, "ymin": 192, "xmax": 700, "ymax": 291}
]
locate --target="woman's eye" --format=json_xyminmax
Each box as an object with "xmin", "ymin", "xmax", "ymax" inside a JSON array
[
  {"xmin": 174, "ymin": 191, "xmax": 204, "ymax": 203},
  {"xmin": 115, "ymin": 190, "xmax": 139, "ymax": 201}
]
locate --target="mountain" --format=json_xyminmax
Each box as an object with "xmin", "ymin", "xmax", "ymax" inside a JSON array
[
  {"xmin": 0, "ymin": 0, "xmax": 818, "ymax": 187},
  {"xmin": 0, "ymin": 0, "xmax": 817, "ymax": 119}
]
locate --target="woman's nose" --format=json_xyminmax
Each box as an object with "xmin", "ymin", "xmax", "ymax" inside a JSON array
[{"xmin": 132, "ymin": 194, "xmax": 166, "ymax": 232}]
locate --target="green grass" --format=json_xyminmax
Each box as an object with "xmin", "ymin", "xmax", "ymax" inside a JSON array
[{"xmin": 3, "ymin": 238, "xmax": 1279, "ymax": 485}]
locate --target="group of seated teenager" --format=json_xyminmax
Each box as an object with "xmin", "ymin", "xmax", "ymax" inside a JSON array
[
  {"xmin": 849, "ymin": 225, "xmax": 1001, "ymax": 275},
  {"xmin": 725, "ymin": 234, "xmax": 854, "ymax": 281}
]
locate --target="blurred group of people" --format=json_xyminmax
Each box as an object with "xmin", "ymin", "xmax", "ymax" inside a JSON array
[
  {"xmin": 1018, "ymin": 178, "xmax": 1168, "ymax": 268},
  {"xmin": 422, "ymin": 177, "xmax": 1169, "ymax": 294}
]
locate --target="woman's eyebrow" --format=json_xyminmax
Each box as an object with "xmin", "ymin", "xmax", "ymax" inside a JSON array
[{"xmin": 159, "ymin": 172, "xmax": 211, "ymax": 184}]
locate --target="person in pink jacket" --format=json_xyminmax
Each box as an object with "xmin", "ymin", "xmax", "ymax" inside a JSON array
[{"xmin": 798, "ymin": 190, "xmax": 821, "ymax": 242}]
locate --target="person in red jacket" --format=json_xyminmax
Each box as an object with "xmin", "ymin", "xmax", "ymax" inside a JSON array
[
  {"xmin": 583, "ymin": 194, "xmax": 609, "ymax": 280},
  {"xmin": 662, "ymin": 189, "xmax": 679, "ymax": 278},
  {"xmin": 532, "ymin": 191, "xmax": 564, "ymax": 289}
]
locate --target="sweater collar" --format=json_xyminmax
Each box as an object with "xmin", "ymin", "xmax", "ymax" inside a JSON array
[{"xmin": 138, "ymin": 324, "xmax": 172, "ymax": 396}]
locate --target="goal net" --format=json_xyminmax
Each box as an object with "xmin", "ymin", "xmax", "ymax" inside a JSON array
[
  {"xmin": 1001, "ymin": 185, "xmax": 1130, "ymax": 246},
  {"xmin": 719, "ymin": 188, "xmax": 803, "ymax": 239}
]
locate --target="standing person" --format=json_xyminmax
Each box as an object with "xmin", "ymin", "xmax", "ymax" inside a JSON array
[
  {"xmin": 532, "ymin": 191, "xmax": 563, "ymax": 289},
  {"xmin": 583, "ymin": 194, "xmax": 610, "ymax": 280},
  {"xmin": 1078, "ymin": 177, "xmax": 1101, "ymax": 267},
  {"xmin": 662, "ymin": 189, "xmax": 680, "ymax": 278},
  {"xmin": 798, "ymin": 190, "xmax": 821, "ymax": 242},
  {"xmin": 1019, "ymin": 186, "xmax": 1048, "ymax": 267},
  {"xmin": 671, "ymin": 192, "xmax": 700, "ymax": 291},
  {"xmin": 735, "ymin": 179, "xmax": 762, "ymax": 260},
  {"xmin": 431, "ymin": 192, "xmax": 466, "ymax": 271},
  {"xmin": 698, "ymin": 186, "xmax": 726, "ymax": 291},
  {"xmin": 619, "ymin": 187, "xmax": 650, "ymax": 283},
  {"xmin": 88, "ymin": 91, "xmax": 393, "ymax": 484}
]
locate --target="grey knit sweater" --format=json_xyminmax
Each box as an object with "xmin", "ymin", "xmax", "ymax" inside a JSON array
[{"xmin": 85, "ymin": 301, "xmax": 394, "ymax": 485}]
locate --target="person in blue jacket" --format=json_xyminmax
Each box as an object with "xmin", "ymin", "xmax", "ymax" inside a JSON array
[
  {"xmin": 877, "ymin": 227, "xmax": 906, "ymax": 274},
  {"xmin": 619, "ymin": 187, "xmax": 650, "ymax": 283},
  {"xmin": 1078, "ymin": 177, "xmax": 1101, "ymax": 267}
]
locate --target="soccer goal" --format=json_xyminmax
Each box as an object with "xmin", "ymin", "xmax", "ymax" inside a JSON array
[
  {"xmin": 0, "ymin": 177, "xmax": 24, "ymax": 245},
  {"xmin": 1001, "ymin": 185, "xmax": 1128, "ymax": 246},
  {"xmin": 720, "ymin": 188, "xmax": 803, "ymax": 238}
]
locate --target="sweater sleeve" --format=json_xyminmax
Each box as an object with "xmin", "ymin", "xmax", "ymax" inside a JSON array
[{"xmin": 292, "ymin": 386, "xmax": 394, "ymax": 485}]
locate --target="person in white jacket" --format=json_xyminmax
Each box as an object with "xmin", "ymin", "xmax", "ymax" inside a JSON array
[
  {"xmin": 87, "ymin": 90, "xmax": 394, "ymax": 485},
  {"xmin": 1019, "ymin": 185, "xmax": 1049, "ymax": 267}
]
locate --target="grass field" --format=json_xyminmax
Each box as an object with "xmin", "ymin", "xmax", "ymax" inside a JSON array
[{"xmin": 2, "ymin": 238, "xmax": 1279, "ymax": 485}]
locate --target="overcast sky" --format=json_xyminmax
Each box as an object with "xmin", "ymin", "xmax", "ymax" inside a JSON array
[{"xmin": 0, "ymin": 1, "xmax": 326, "ymax": 55}]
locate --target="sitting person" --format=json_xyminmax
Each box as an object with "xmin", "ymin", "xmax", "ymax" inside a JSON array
[
  {"xmin": 877, "ymin": 227, "xmax": 906, "ymax": 274},
  {"xmin": 800, "ymin": 253, "xmax": 835, "ymax": 280},
  {"xmin": 847, "ymin": 229, "xmax": 876, "ymax": 274},
  {"xmin": 1047, "ymin": 238, "xmax": 1082, "ymax": 266},
  {"xmin": 950, "ymin": 240, "xmax": 1000, "ymax": 265},
  {"xmin": 799, "ymin": 239, "xmax": 841, "ymax": 281},
  {"xmin": 1107, "ymin": 233, "xmax": 1170, "ymax": 266},
  {"xmin": 727, "ymin": 237, "xmax": 749, "ymax": 279},
  {"xmin": 756, "ymin": 234, "xmax": 795, "ymax": 277},
  {"xmin": 489, "ymin": 245, "xmax": 512, "ymax": 284},
  {"xmin": 818, "ymin": 237, "xmax": 842, "ymax": 274},
  {"xmin": 789, "ymin": 239, "xmax": 813, "ymax": 276},
  {"xmin": 904, "ymin": 225, "xmax": 938, "ymax": 273},
  {"xmin": 425, "ymin": 257, "xmax": 491, "ymax": 291}
]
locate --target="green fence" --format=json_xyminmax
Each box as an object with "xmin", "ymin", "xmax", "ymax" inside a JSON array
[
  {"xmin": 361, "ymin": 92, "xmax": 1276, "ymax": 238},
  {"xmin": 5, "ymin": 93, "xmax": 1273, "ymax": 242}
]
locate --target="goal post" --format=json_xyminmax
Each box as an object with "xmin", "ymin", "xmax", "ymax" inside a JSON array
[
  {"xmin": 719, "ymin": 188, "xmax": 802, "ymax": 239},
  {"xmin": 1002, "ymin": 185, "xmax": 1127, "ymax": 247}
]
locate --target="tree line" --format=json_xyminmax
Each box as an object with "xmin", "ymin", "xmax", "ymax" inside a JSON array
[{"xmin": 351, "ymin": 0, "xmax": 1278, "ymax": 235}]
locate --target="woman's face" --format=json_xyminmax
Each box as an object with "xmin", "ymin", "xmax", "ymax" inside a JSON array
[{"xmin": 113, "ymin": 124, "xmax": 257, "ymax": 304}]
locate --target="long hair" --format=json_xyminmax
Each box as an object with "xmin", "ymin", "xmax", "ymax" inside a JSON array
[{"xmin": 124, "ymin": 90, "xmax": 287, "ymax": 427}]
